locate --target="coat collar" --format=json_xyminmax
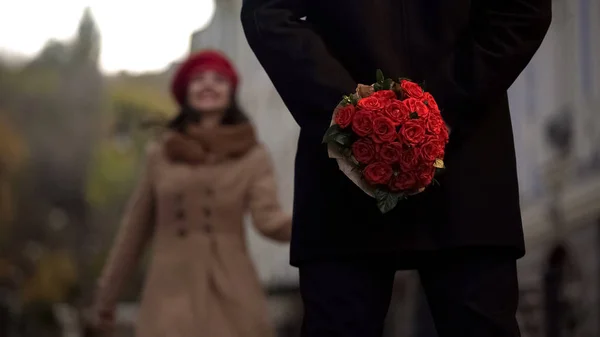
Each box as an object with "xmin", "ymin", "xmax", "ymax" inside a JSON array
[{"xmin": 164, "ymin": 123, "xmax": 258, "ymax": 165}]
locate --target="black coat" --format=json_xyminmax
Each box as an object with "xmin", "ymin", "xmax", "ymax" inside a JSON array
[{"xmin": 242, "ymin": 0, "xmax": 552, "ymax": 266}]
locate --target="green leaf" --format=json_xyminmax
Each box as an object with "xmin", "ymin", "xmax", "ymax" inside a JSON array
[
  {"xmin": 376, "ymin": 69, "xmax": 385, "ymax": 83},
  {"xmin": 322, "ymin": 124, "xmax": 342, "ymax": 144},
  {"xmin": 333, "ymin": 132, "xmax": 352, "ymax": 147},
  {"xmin": 383, "ymin": 78, "xmax": 394, "ymax": 90},
  {"xmin": 322, "ymin": 124, "xmax": 352, "ymax": 148},
  {"xmin": 349, "ymin": 94, "xmax": 359, "ymax": 105},
  {"xmin": 409, "ymin": 112, "xmax": 419, "ymax": 119},
  {"xmin": 375, "ymin": 189, "xmax": 402, "ymax": 214},
  {"xmin": 373, "ymin": 83, "xmax": 383, "ymax": 91},
  {"xmin": 341, "ymin": 95, "xmax": 352, "ymax": 106}
]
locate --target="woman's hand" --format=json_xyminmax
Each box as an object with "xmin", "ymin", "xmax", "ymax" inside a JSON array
[{"xmin": 84, "ymin": 306, "xmax": 116, "ymax": 335}]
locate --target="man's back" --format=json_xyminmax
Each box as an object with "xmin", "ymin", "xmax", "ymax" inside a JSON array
[
  {"xmin": 242, "ymin": 0, "xmax": 551, "ymax": 336},
  {"xmin": 305, "ymin": 0, "xmax": 469, "ymax": 86},
  {"xmin": 242, "ymin": 0, "xmax": 551, "ymax": 266}
]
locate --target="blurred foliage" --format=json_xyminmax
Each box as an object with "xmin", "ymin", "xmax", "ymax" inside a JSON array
[
  {"xmin": 0, "ymin": 116, "xmax": 28, "ymax": 174},
  {"xmin": 85, "ymin": 74, "xmax": 174, "ymax": 211},
  {"xmin": 0, "ymin": 257, "xmax": 18, "ymax": 285},
  {"xmin": 0, "ymin": 115, "xmax": 28, "ymax": 241},
  {"xmin": 20, "ymin": 249, "xmax": 78, "ymax": 305},
  {"xmin": 85, "ymin": 141, "xmax": 138, "ymax": 209},
  {"xmin": 0, "ymin": 6, "xmax": 176, "ymax": 311},
  {"xmin": 0, "ymin": 66, "xmax": 61, "ymax": 97},
  {"xmin": 108, "ymin": 74, "xmax": 175, "ymax": 120}
]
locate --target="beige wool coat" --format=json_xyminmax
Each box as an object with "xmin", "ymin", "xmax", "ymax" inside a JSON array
[{"xmin": 94, "ymin": 128, "xmax": 292, "ymax": 337}]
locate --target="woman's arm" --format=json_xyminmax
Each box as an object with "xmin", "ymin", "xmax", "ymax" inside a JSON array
[
  {"xmin": 93, "ymin": 143, "xmax": 157, "ymax": 313},
  {"xmin": 247, "ymin": 146, "xmax": 292, "ymax": 242}
]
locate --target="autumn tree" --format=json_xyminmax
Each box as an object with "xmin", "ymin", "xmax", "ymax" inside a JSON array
[{"xmin": 0, "ymin": 8, "xmax": 105, "ymax": 310}]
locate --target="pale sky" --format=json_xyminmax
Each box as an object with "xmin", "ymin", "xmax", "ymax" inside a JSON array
[{"xmin": 0, "ymin": 0, "xmax": 215, "ymax": 74}]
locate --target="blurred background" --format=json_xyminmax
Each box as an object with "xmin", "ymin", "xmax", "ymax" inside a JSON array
[{"xmin": 0, "ymin": 0, "xmax": 598, "ymax": 337}]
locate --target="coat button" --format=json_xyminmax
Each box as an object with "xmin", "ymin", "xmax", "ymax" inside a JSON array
[
  {"xmin": 175, "ymin": 193, "xmax": 183, "ymax": 202},
  {"xmin": 204, "ymin": 225, "xmax": 212, "ymax": 233},
  {"xmin": 205, "ymin": 188, "xmax": 214, "ymax": 196},
  {"xmin": 204, "ymin": 208, "xmax": 211, "ymax": 217},
  {"xmin": 176, "ymin": 209, "xmax": 185, "ymax": 220},
  {"xmin": 178, "ymin": 228, "xmax": 187, "ymax": 237}
]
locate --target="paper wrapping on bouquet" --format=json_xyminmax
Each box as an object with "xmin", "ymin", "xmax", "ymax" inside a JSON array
[{"xmin": 327, "ymin": 108, "xmax": 377, "ymax": 198}]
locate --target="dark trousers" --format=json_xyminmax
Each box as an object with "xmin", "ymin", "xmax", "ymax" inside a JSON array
[{"xmin": 299, "ymin": 249, "xmax": 521, "ymax": 337}]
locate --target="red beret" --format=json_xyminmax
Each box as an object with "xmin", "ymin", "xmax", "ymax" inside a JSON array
[{"xmin": 170, "ymin": 50, "xmax": 239, "ymax": 106}]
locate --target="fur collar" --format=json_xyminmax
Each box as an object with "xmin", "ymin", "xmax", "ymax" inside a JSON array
[{"xmin": 164, "ymin": 123, "xmax": 257, "ymax": 165}]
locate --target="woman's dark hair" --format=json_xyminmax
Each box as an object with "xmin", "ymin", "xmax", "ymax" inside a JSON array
[{"xmin": 167, "ymin": 95, "xmax": 249, "ymax": 132}]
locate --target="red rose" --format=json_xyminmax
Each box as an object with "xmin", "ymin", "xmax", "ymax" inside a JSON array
[
  {"xmin": 357, "ymin": 96, "xmax": 384, "ymax": 112},
  {"xmin": 422, "ymin": 92, "xmax": 439, "ymax": 113},
  {"xmin": 334, "ymin": 104, "xmax": 356, "ymax": 129},
  {"xmin": 419, "ymin": 135, "xmax": 445, "ymax": 163},
  {"xmin": 405, "ymin": 97, "xmax": 430, "ymax": 119},
  {"xmin": 352, "ymin": 138, "xmax": 377, "ymax": 164},
  {"xmin": 389, "ymin": 172, "xmax": 419, "ymax": 192},
  {"xmin": 398, "ymin": 119, "xmax": 426, "ymax": 146},
  {"xmin": 416, "ymin": 165, "xmax": 436, "ymax": 188},
  {"xmin": 384, "ymin": 100, "xmax": 410, "ymax": 125},
  {"xmin": 352, "ymin": 110, "xmax": 375, "ymax": 136},
  {"xmin": 400, "ymin": 80, "xmax": 424, "ymax": 99},
  {"xmin": 372, "ymin": 90, "xmax": 397, "ymax": 101},
  {"xmin": 372, "ymin": 117, "xmax": 397, "ymax": 143},
  {"xmin": 363, "ymin": 162, "xmax": 394, "ymax": 185},
  {"xmin": 425, "ymin": 112, "xmax": 444, "ymax": 135},
  {"xmin": 399, "ymin": 148, "xmax": 420, "ymax": 172},
  {"xmin": 438, "ymin": 123, "xmax": 450, "ymax": 144},
  {"xmin": 378, "ymin": 142, "xmax": 403, "ymax": 164}
]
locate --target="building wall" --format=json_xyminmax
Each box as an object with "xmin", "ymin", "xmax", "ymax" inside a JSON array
[
  {"xmin": 509, "ymin": 0, "xmax": 600, "ymax": 210},
  {"xmin": 496, "ymin": 0, "xmax": 600, "ymax": 335}
]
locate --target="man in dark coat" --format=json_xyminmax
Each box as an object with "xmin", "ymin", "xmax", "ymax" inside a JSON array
[{"xmin": 241, "ymin": 0, "xmax": 551, "ymax": 336}]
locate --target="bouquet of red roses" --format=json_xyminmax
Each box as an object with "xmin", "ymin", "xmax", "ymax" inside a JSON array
[{"xmin": 323, "ymin": 70, "xmax": 449, "ymax": 213}]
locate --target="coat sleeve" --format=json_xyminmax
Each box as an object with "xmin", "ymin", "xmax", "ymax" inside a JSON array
[
  {"xmin": 426, "ymin": 0, "xmax": 552, "ymax": 123},
  {"xmin": 241, "ymin": 0, "xmax": 357, "ymax": 127},
  {"xmin": 93, "ymin": 143, "xmax": 157, "ymax": 312},
  {"xmin": 247, "ymin": 147, "xmax": 292, "ymax": 242}
]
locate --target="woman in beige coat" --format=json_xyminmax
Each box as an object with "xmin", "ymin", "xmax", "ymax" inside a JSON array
[{"xmin": 90, "ymin": 50, "xmax": 292, "ymax": 337}]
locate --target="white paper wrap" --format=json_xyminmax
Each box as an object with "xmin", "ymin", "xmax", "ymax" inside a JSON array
[{"xmin": 327, "ymin": 113, "xmax": 377, "ymax": 198}]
